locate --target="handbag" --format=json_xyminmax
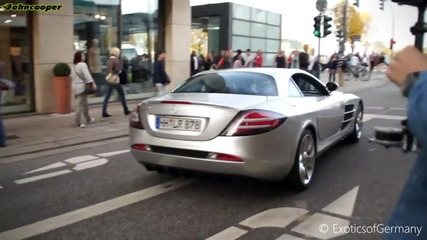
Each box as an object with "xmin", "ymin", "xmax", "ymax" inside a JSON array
[
  {"xmin": 105, "ymin": 57, "xmax": 120, "ymax": 85},
  {"xmin": 75, "ymin": 67, "xmax": 95, "ymax": 94}
]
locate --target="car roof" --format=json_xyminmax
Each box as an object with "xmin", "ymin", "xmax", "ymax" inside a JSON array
[{"xmin": 196, "ymin": 68, "xmax": 309, "ymax": 80}]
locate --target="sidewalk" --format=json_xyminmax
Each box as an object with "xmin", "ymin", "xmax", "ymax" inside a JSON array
[
  {"xmin": 1, "ymin": 72, "xmax": 387, "ymax": 159},
  {"xmin": 1, "ymin": 102, "xmax": 139, "ymax": 159}
]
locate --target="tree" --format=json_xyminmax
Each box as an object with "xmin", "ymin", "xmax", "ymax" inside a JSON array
[{"xmin": 332, "ymin": 1, "xmax": 368, "ymax": 43}]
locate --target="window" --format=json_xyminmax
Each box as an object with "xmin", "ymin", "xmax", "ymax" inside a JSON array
[
  {"xmin": 267, "ymin": 12, "xmax": 281, "ymax": 25},
  {"xmin": 173, "ymin": 72, "xmax": 278, "ymax": 96},
  {"xmin": 267, "ymin": 25, "xmax": 280, "ymax": 39},
  {"xmin": 288, "ymin": 79, "xmax": 303, "ymax": 97},
  {"xmin": 232, "ymin": 36, "xmax": 250, "ymax": 50},
  {"xmin": 251, "ymin": 8, "xmax": 266, "ymax": 23},
  {"xmin": 233, "ymin": 4, "xmax": 251, "ymax": 20},
  {"xmin": 0, "ymin": 1, "xmax": 33, "ymax": 114},
  {"xmin": 264, "ymin": 53, "xmax": 277, "ymax": 67},
  {"xmin": 266, "ymin": 39, "xmax": 280, "ymax": 52},
  {"xmin": 291, "ymin": 73, "xmax": 329, "ymax": 96},
  {"xmin": 232, "ymin": 20, "xmax": 251, "ymax": 36},
  {"xmin": 250, "ymin": 38, "xmax": 266, "ymax": 52},
  {"xmin": 251, "ymin": 23, "xmax": 267, "ymax": 37}
]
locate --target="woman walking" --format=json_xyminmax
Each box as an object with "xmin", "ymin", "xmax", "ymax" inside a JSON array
[
  {"xmin": 102, "ymin": 47, "xmax": 130, "ymax": 117},
  {"xmin": 73, "ymin": 51, "xmax": 97, "ymax": 128}
]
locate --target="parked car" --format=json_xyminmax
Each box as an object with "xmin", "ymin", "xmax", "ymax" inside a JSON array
[{"xmin": 129, "ymin": 68, "xmax": 364, "ymax": 190}]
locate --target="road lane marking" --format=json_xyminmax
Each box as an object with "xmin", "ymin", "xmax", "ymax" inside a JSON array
[
  {"xmin": 363, "ymin": 114, "xmax": 406, "ymax": 121},
  {"xmin": 0, "ymin": 185, "xmax": 3, "ymax": 189},
  {"xmin": 206, "ymin": 227, "xmax": 248, "ymax": 240},
  {"xmin": 291, "ymin": 213, "xmax": 350, "ymax": 239},
  {"xmin": 0, "ymin": 178, "xmax": 195, "ymax": 240},
  {"xmin": 275, "ymin": 234, "xmax": 305, "ymax": 240},
  {"xmin": 72, "ymin": 158, "xmax": 108, "ymax": 171},
  {"xmin": 64, "ymin": 155, "xmax": 99, "ymax": 164},
  {"xmin": 239, "ymin": 208, "xmax": 309, "ymax": 229},
  {"xmin": 15, "ymin": 150, "xmax": 131, "ymax": 185},
  {"xmin": 207, "ymin": 186, "xmax": 360, "ymax": 240},
  {"xmin": 389, "ymin": 108, "xmax": 406, "ymax": 111},
  {"xmin": 321, "ymin": 186, "xmax": 359, "ymax": 218},
  {"xmin": 24, "ymin": 162, "xmax": 67, "ymax": 175},
  {"xmin": 15, "ymin": 170, "xmax": 72, "ymax": 185},
  {"xmin": 365, "ymin": 107, "xmax": 384, "ymax": 109},
  {"xmin": 97, "ymin": 150, "xmax": 130, "ymax": 157}
]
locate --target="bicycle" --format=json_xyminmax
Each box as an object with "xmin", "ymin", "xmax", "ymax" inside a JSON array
[{"xmin": 345, "ymin": 63, "xmax": 371, "ymax": 81}]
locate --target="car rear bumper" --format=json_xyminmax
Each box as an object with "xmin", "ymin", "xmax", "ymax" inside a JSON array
[{"xmin": 129, "ymin": 124, "xmax": 300, "ymax": 181}]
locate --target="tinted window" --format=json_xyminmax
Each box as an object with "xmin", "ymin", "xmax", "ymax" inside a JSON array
[
  {"xmin": 173, "ymin": 72, "xmax": 278, "ymax": 96},
  {"xmin": 292, "ymin": 73, "xmax": 329, "ymax": 96}
]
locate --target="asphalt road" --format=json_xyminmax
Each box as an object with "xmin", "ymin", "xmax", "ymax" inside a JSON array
[{"xmin": 0, "ymin": 79, "xmax": 418, "ymax": 240}]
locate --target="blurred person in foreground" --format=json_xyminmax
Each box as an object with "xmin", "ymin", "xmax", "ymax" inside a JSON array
[{"xmin": 384, "ymin": 46, "xmax": 427, "ymax": 240}]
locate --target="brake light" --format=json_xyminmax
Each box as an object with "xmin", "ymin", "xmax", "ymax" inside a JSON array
[
  {"xmin": 132, "ymin": 144, "xmax": 151, "ymax": 151},
  {"xmin": 130, "ymin": 105, "xmax": 144, "ymax": 129},
  {"xmin": 208, "ymin": 153, "xmax": 242, "ymax": 162},
  {"xmin": 222, "ymin": 110, "xmax": 287, "ymax": 136},
  {"xmin": 161, "ymin": 101, "xmax": 192, "ymax": 104}
]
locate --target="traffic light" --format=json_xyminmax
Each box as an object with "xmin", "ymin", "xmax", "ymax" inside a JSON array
[
  {"xmin": 379, "ymin": 0, "xmax": 384, "ymax": 10},
  {"xmin": 313, "ymin": 16, "xmax": 322, "ymax": 38},
  {"xmin": 353, "ymin": 0, "xmax": 359, "ymax": 7},
  {"xmin": 323, "ymin": 16, "xmax": 332, "ymax": 37},
  {"xmin": 390, "ymin": 38, "xmax": 396, "ymax": 49},
  {"xmin": 336, "ymin": 30, "xmax": 343, "ymax": 42}
]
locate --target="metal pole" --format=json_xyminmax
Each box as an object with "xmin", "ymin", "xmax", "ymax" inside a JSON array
[
  {"xmin": 341, "ymin": 0, "xmax": 348, "ymax": 54},
  {"xmin": 318, "ymin": 13, "xmax": 322, "ymax": 57}
]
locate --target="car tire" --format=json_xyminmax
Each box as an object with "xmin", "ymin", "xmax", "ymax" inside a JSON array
[
  {"xmin": 346, "ymin": 103, "xmax": 363, "ymax": 143},
  {"xmin": 286, "ymin": 129, "xmax": 316, "ymax": 191}
]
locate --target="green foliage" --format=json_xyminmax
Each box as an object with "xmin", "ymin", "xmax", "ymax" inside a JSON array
[{"xmin": 52, "ymin": 63, "xmax": 71, "ymax": 77}]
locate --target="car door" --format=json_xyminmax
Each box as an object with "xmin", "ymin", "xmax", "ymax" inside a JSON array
[{"xmin": 291, "ymin": 73, "xmax": 343, "ymax": 140}]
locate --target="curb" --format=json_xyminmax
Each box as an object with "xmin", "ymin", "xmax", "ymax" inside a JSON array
[{"xmin": 1, "ymin": 133, "xmax": 129, "ymax": 159}]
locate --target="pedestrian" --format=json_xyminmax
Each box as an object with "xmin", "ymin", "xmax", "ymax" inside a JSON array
[
  {"xmin": 299, "ymin": 45, "xmax": 310, "ymax": 72},
  {"xmin": 253, "ymin": 50, "xmax": 263, "ymax": 67},
  {"xmin": 102, "ymin": 47, "xmax": 130, "ymax": 117},
  {"xmin": 0, "ymin": 62, "xmax": 9, "ymax": 147},
  {"xmin": 72, "ymin": 51, "xmax": 97, "ymax": 128},
  {"xmin": 190, "ymin": 51, "xmax": 199, "ymax": 76},
  {"xmin": 153, "ymin": 49, "xmax": 170, "ymax": 96},
  {"xmin": 274, "ymin": 50, "xmax": 286, "ymax": 68},
  {"xmin": 327, "ymin": 54, "xmax": 338, "ymax": 83},
  {"xmin": 384, "ymin": 45, "xmax": 427, "ymax": 240}
]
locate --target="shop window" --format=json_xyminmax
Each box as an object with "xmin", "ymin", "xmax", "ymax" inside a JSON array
[{"xmin": 0, "ymin": 1, "xmax": 33, "ymax": 114}]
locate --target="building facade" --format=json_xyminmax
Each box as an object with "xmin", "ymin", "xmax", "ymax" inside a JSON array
[
  {"xmin": 0, "ymin": 0, "xmax": 191, "ymax": 115},
  {"xmin": 191, "ymin": 2, "xmax": 282, "ymax": 66}
]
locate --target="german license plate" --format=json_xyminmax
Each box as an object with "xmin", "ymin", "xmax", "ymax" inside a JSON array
[{"xmin": 156, "ymin": 117, "xmax": 202, "ymax": 131}]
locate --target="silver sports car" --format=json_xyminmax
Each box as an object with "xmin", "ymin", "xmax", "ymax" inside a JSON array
[{"xmin": 129, "ymin": 68, "xmax": 363, "ymax": 190}]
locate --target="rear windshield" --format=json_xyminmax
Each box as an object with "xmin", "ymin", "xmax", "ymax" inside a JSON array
[{"xmin": 172, "ymin": 72, "xmax": 278, "ymax": 96}]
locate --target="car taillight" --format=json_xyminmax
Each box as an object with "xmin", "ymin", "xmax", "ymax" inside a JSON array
[
  {"xmin": 207, "ymin": 152, "xmax": 242, "ymax": 162},
  {"xmin": 221, "ymin": 110, "xmax": 287, "ymax": 136},
  {"xmin": 130, "ymin": 105, "xmax": 144, "ymax": 129},
  {"xmin": 132, "ymin": 144, "xmax": 151, "ymax": 151}
]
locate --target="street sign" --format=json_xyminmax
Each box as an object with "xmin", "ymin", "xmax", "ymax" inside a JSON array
[{"xmin": 316, "ymin": 0, "xmax": 328, "ymax": 12}]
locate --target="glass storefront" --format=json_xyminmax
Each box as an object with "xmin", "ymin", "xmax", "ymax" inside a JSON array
[
  {"xmin": 191, "ymin": 16, "xmax": 220, "ymax": 55},
  {"xmin": 0, "ymin": 0, "xmax": 33, "ymax": 114},
  {"xmin": 73, "ymin": 0, "xmax": 158, "ymax": 103},
  {"xmin": 231, "ymin": 4, "xmax": 281, "ymax": 66}
]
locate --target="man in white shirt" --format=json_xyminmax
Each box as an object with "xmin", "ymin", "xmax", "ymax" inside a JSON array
[
  {"xmin": 308, "ymin": 49, "xmax": 320, "ymax": 78},
  {"xmin": 243, "ymin": 49, "xmax": 255, "ymax": 67}
]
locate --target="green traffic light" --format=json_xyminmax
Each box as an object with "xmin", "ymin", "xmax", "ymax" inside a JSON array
[{"xmin": 314, "ymin": 30, "xmax": 320, "ymax": 37}]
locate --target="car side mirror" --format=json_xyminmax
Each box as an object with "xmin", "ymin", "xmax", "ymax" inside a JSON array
[{"xmin": 326, "ymin": 82, "xmax": 338, "ymax": 92}]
